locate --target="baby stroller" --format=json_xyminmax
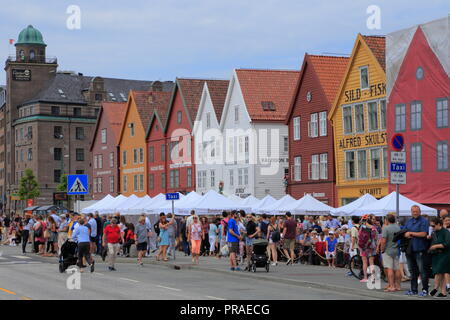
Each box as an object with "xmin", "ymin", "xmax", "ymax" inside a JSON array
[
  {"xmin": 249, "ymin": 239, "xmax": 270, "ymax": 273},
  {"xmin": 59, "ymin": 239, "xmax": 78, "ymax": 273}
]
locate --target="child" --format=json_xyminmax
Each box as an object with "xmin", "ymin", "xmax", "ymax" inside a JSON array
[{"xmin": 326, "ymin": 231, "xmax": 338, "ymax": 268}]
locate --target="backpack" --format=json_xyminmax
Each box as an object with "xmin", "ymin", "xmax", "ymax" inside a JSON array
[
  {"xmin": 358, "ymin": 225, "xmax": 373, "ymax": 250},
  {"xmin": 271, "ymin": 225, "xmax": 281, "ymax": 242},
  {"xmin": 154, "ymin": 222, "xmax": 160, "ymax": 236}
]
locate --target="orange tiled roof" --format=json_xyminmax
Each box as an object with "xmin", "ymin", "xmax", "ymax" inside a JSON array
[
  {"xmin": 132, "ymin": 91, "xmax": 172, "ymax": 131},
  {"xmin": 362, "ymin": 35, "xmax": 386, "ymax": 71},
  {"xmin": 236, "ymin": 69, "xmax": 300, "ymax": 121},
  {"xmin": 206, "ymin": 80, "xmax": 229, "ymax": 122},
  {"xmin": 102, "ymin": 102, "xmax": 127, "ymax": 143},
  {"xmin": 308, "ymin": 55, "xmax": 349, "ymax": 104}
]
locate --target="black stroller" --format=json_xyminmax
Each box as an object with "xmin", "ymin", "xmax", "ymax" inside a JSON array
[
  {"xmin": 59, "ymin": 239, "xmax": 78, "ymax": 273},
  {"xmin": 249, "ymin": 239, "xmax": 270, "ymax": 272}
]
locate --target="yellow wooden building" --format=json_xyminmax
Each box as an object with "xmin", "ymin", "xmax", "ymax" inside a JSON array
[{"xmin": 328, "ymin": 34, "xmax": 388, "ymax": 205}]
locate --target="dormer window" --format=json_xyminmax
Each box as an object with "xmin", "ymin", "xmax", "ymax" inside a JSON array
[
  {"xmin": 262, "ymin": 101, "xmax": 276, "ymax": 111},
  {"xmin": 360, "ymin": 66, "xmax": 369, "ymax": 90}
]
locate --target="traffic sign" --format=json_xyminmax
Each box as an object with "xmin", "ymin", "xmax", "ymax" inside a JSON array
[
  {"xmin": 391, "ymin": 151, "xmax": 406, "ymax": 163},
  {"xmin": 391, "ymin": 172, "xmax": 406, "ymax": 184},
  {"xmin": 390, "ymin": 163, "xmax": 406, "ymax": 172},
  {"xmin": 390, "ymin": 151, "xmax": 406, "ymax": 185},
  {"xmin": 67, "ymin": 175, "xmax": 89, "ymax": 195},
  {"xmin": 391, "ymin": 134, "xmax": 405, "ymax": 151},
  {"xmin": 166, "ymin": 193, "xmax": 180, "ymax": 201}
]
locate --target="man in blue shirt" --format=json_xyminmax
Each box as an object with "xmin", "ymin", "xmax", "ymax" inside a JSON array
[
  {"xmin": 404, "ymin": 205, "xmax": 430, "ymax": 296},
  {"xmin": 324, "ymin": 215, "xmax": 341, "ymax": 230},
  {"xmin": 227, "ymin": 211, "xmax": 242, "ymax": 271},
  {"xmin": 87, "ymin": 213, "xmax": 98, "ymax": 254}
]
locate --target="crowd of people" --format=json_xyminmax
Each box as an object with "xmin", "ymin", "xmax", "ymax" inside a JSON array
[{"xmin": 0, "ymin": 205, "xmax": 449, "ymax": 297}]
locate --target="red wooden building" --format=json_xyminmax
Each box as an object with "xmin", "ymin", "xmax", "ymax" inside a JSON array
[
  {"xmin": 90, "ymin": 102, "xmax": 127, "ymax": 199},
  {"xmin": 286, "ymin": 54, "xmax": 348, "ymax": 206},
  {"xmin": 387, "ymin": 18, "xmax": 450, "ymax": 209}
]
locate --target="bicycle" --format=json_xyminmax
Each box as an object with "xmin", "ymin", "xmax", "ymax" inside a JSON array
[{"xmin": 349, "ymin": 252, "xmax": 386, "ymax": 282}]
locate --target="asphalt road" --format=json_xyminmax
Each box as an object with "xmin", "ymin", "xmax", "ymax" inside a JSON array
[{"xmin": 0, "ymin": 245, "xmax": 374, "ymax": 300}]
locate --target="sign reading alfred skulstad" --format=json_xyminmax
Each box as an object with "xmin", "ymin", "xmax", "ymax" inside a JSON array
[{"xmin": 12, "ymin": 69, "xmax": 31, "ymax": 81}]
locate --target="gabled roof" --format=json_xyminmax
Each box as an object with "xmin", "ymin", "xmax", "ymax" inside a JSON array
[
  {"xmin": 286, "ymin": 54, "xmax": 349, "ymax": 123},
  {"xmin": 328, "ymin": 34, "xmax": 386, "ymax": 119},
  {"xmin": 235, "ymin": 69, "xmax": 300, "ymax": 121},
  {"xmin": 89, "ymin": 102, "xmax": 127, "ymax": 151},
  {"xmin": 164, "ymin": 78, "xmax": 228, "ymax": 131},
  {"xmin": 145, "ymin": 93, "xmax": 172, "ymax": 140},
  {"xmin": 206, "ymin": 80, "xmax": 229, "ymax": 122}
]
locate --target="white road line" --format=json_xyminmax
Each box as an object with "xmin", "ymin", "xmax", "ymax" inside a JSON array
[
  {"xmin": 95, "ymin": 272, "xmax": 105, "ymax": 276},
  {"xmin": 11, "ymin": 256, "xmax": 32, "ymax": 259},
  {"xmin": 205, "ymin": 295, "xmax": 226, "ymax": 300},
  {"xmin": 0, "ymin": 257, "xmax": 6, "ymax": 260},
  {"xmin": 119, "ymin": 277, "xmax": 139, "ymax": 283},
  {"xmin": 157, "ymin": 285, "xmax": 181, "ymax": 291}
]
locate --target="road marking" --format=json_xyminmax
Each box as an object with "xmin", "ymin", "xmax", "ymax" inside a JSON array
[
  {"xmin": 0, "ymin": 288, "xmax": 16, "ymax": 295},
  {"xmin": 205, "ymin": 295, "xmax": 225, "ymax": 300},
  {"xmin": 11, "ymin": 255, "xmax": 31, "ymax": 259},
  {"xmin": 120, "ymin": 277, "xmax": 139, "ymax": 283},
  {"xmin": 157, "ymin": 285, "xmax": 181, "ymax": 291},
  {"xmin": 0, "ymin": 257, "xmax": 6, "ymax": 260},
  {"xmin": 95, "ymin": 272, "xmax": 105, "ymax": 276}
]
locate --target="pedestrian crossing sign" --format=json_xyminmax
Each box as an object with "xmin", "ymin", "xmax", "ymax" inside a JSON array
[{"xmin": 67, "ymin": 175, "xmax": 89, "ymax": 195}]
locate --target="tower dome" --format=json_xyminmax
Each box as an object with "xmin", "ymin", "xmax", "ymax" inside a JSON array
[{"xmin": 15, "ymin": 25, "xmax": 46, "ymax": 47}]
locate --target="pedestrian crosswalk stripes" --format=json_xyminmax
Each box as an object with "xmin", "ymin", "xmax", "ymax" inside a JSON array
[{"xmin": 11, "ymin": 255, "xmax": 32, "ymax": 259}]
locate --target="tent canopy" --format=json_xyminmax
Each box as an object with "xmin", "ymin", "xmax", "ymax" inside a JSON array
[
  {"xmin": 98, "ymin": 195, "xmax": 128, "ymax": 214},
  {"xmin": 240, "ymin": 195, "xmax": 260, "ymax": 207},
  {"xmin": 252, "ymin": 195, "xmax": 277, "ymax": 212},
  {"xmin": 158, "ymin": 191, "xmax": 202, "ymax": 214},
  {"xmin": 256, "ymin": 195, "xmax": 297, "ymax": 214},
  {"xmin": 123, "ymin": 195, "xmax": 151, "ymax": 215},
  {"xmin": 82, "ymin": 194, "xmax": 115, "ymax": 214},
  {"xmin": 353, "ymin": 192, "xmax": 438, "ymax": 217},
  {"xmin": 332, "ymin": 193, "xmax": 378, "ymax": 216},
  {"xmin": 115, "ymin": 195, "xmax": 141, "ymax": 214},
  {"xmin": 178, "ymin": 190, "xmax": 251, "ymax": 215},
  {"xmin": 285, "ymin": 194, "xmax": 334, "ymax": 215}
]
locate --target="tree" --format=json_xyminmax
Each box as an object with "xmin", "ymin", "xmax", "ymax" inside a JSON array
[
  {"xmin": 18, "ymin": 168, "xmax": 40, "ymax": 202},
  {"xmin": 56, "ymin": 174, "xmax": 68, "ymax": 192}
]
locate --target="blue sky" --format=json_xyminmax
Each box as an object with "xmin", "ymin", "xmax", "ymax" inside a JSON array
[{"xmin": 0, "ymin": 0, "xmax": 448, "ymax": 83}]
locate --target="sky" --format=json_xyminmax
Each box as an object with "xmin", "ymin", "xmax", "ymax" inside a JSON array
[{"xmin": 0, "ymin": 0, "xmax": 448, "ymax": 83}]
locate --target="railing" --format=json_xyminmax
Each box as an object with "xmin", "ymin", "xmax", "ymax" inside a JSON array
[{"xmin": 6, "ymin": 55, "xmax": 57, "ymax": 64}]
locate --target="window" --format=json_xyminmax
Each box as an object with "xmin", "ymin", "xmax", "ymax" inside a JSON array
[
  {"xmin": 54, "ymin": 170, "xmax": 61, "ymax": 183},
  {"xmin": 319, "ymin": 111, "xmax": 327, "ymax": 136},
  {"xmin": 75, "ymin": 127, "xmax": 84, "ymax": 140},
  {"xmin": 187, "ymin": 168, "xmax": 192, "ymax": 188},
  {"xmin": 210, "ymin": 170, "xmax": 215, "ymax": 187},
  {"xmin": 360, "ymin": 66, "xmax": 369, "ymax": 89},
  {"xmin": 370, "ymin": 149, "xmax": 381, "ymax": 178},
  {"xmin": 293, "ymin": 156, "xmax": 301, "ymax": 181},
  {"xmin": 161, "ymin": 144, "xmax": 166, "ymax": 161},
  {"xmin": 27, "ymin": 148, "xmax": 32, "ymax": 161},
  {"xmin": 93, "ymin": 178, "xmax": 98, "ymax": 193},
  {"xmin": 20, "ymin": 150, "xmax": 23, "ymax": 162},
  {"xmin": 54, "ymin": 126, "xmax": 62, "ymax": 139},
  {"xmin": 133, "ymin": 175, "xmax": 138, "ymax": 192},
  {"xmin": 437, "ymin": 98, "xmax": 448, "ymax": 128},
  {"xmin": 354, "ymin": 104, "xmax": 364, "ymax": 133},
  {"xmin": 311, "ymin": 154, "xmax": 319, "ymax": 180},
  {"xmin": 54, "ymin": 148, "xmax": 62, "ymax": 161},
  {"xmin": 51, "ymin": 106, "xmax": 60, "ymax": 116},
  {"xmin": 206, "ymin": 112, "xmax": 211, "ymax": 129},
  {"xmin": 170, "ymin": 170, "xmax": 180, "ymax": 188},
  {"xmin": 343, "ymin": 106, "xmax": 353, "ymax": 134},
  {"xmin": 310, "ymin": 113, "xmax": 318, "ymax": 137},
  {"xmin": 109, "ymin": 152, "xmax": 114, "ymax": 167},
  {"xmin": 30, "ymin": 50, "xmax": 35, "ymax": 60},
  {"xmin": 238, "ymin": 168, "xmax": 243, "ymax": 185},
  {"xmin": 122, "ymin": 151, "xmax": 127, "ymax": 165},
  {"xmin": 123, "ymin": 175, "xmax": 128, "ymax": 192},
  {"xmin": 368, "ymin": 102, "xmax": 378, "ymax": 131},
  {"xmin": 395, "ymin": 104, "xmax": 406, "ymax": 132},
  {"xmin": 98, "ymin": 154, "xmax": 103, "ymax": 169},
  {"xmin": 149, "ymin": 174, "xmax": 155, "ymax": 190},
  {"xmin": 410, "ymin": 101, "xmax": 422, "ymax": 130},
  {"xmin": 197, "ymin": 171, "xmax": 202, "ymax": 188},
  {"xmin": 293, "ymin": 117, "xmax": 300, "ymax": 140},
  {"xmin": 139, "ymin": 174, "xmax": 144, "ymax": 191},
  {"xmin": 283, "ymin": 136, "xmax": 288, "ymax": 153},
  {"xmin": 27, "ymin": 126, "xmax": 32, "ymax": 140},
  {"xmin": 234, "ymin": 106, "xmax": 239, "ymax": 122},
  {"xmin": 245, "ymin": 136, "xmax": 249, "ymax": 163},
  {"xmin": 149, "ymin": 146, "xmax": 154, "ymax": 163},
  {"xmin": 130, "ymin": 123, "xmax": 135, "ymax": 137},
  {"xmin": 437, "ymin": 141, "xmax": 448, "ymax": 171},
  {"xmin": 161, "ymin": 173, "xmax": 166, "ymax": 189},
  {"xmin": 244, "ymin": 168, "xmax": 248, "ymax": 185},
  {"xmin": 101, "ymin": 129, "xmax": 107, "ymax": 143},
  {"xmin": 177, "ymin": 111, "xmax": 182, "ymax": 124},
  {"xmin": 345, "ymin": 151, "xmax": 356, "ymax": 179},
  {"xmin": 76, "ymin": 148, "xmax": 84, "ymax": 161},
  {"xmin": 73, "ymin": 107, "xmax": 81, "ymax": 117},
  {"xmin": 98, "ymin": 178, "xmax": 103, "ymax": 193},
  {"xmin": 94, "ymin": 155, "xmax": 98, "ymax": 169},
  {"xmin": 139, "ymin": 148, "xmax": 144, "ymax": 163},
  {"xmin": 357, "ymin": 150, "xmax": 367, "ymax": 179},
  {"xmin": 411, "ymin": 143, "xmax": 422, "ymax": 172},
  {"xmin": 109, "ymin": 176, "xmax": 114, "ymax": 193},
  {"xmin": 133, "ymin": 149, "xmax": 138, "ymax": 164},
  {"xmin": 383, "ymin": 147, "xmax": 388, "ymax": 177},
  {"xmin": 229, "ymin": 169, "xmax": 234, "ymax": 186},
  {"xmin": 380, "ymin": 100, "xmax": 386, "ymax": 130},
  {"xmin": 320, "ymin": 153, "xmax": 328, "ymax": 179},
  {"xmin": 210, "ymin": 137, "xmax": 216, "ymax": 158}
]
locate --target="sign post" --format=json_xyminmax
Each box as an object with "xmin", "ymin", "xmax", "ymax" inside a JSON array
[
  {"xmin": 390, "ymin": 134, "xmax": 406, "ymax": 217},
  {"xmin": 165, "ymin": 193, "xmax": 180, "ymax": 260}
]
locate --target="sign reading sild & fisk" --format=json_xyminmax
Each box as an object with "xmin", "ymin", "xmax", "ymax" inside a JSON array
[{"xmin": 12, "ymin": 69, "xmax": 31, "ymax": 81}]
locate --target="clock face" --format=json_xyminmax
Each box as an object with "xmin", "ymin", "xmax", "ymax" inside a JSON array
[
  {"xmin": 306, "ymin": 91, "xmax": 312, "ymax": 102},
  {"xmin": 416, "ymin": 67, "xmax": 424, "ymax": 80}
]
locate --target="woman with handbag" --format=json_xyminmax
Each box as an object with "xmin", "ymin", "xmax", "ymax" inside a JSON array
[
  {"xmin": 157, "ymin": 213, "xmax": 174, "ymax": 262},
  {"xmin": 33, "ymin": 215, "xmax": 46, "ymax": 255},
  {"xmin": 428, "ymin": 217, "xmax": 450, "ymax": 298},
  {"xmin": 44, "ymin": 216, "xmax": 58, "ymax": 256}
]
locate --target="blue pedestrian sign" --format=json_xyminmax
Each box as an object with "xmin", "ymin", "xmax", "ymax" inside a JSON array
[
  {"xmin": 166, "ymin": 193, "xmax": 180, "ymax": 201},
  {"xmin": 67, "ymin": 175, "xmax": 89, "ymax": 195}
]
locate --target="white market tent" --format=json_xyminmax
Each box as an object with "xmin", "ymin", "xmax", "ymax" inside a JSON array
[
  {"xmin": 353, "ymin": 192, "xmax": 438, "ymax": 217},
  {"xmin": 332, "ymin": 193, "xmax": 378, "ymax": 217},
  {"xmin": 158, "ymin": 191, "xmax": 202, "ymax": 214},
  {"xmin": 145, "ymin": 192, "xmax": 185, "ymax": 214},
  {"xmin": 81, "ymin": 194, "xmax": 114, "ymax": 214},
  {"xmin": 285, "ymin": 194, "xmax": 334, "ymax": 215},
  {"xmin": 252, "ymin": 195, "xmax": 277, "ymax": 213},
  {"xmin": 123, "ymin": 195, "xmax": 152, "ymax": 215},
  {"xmin": 240, "ymin": 195, "xmax": 260, "ymax": 207},
  {"xmin": 227, "ymin": 194, "xmax": 243, "ymax": 203},
  {"xmin": 178, "ymin": 190, "xmax": 251, "ymax": 215},
  {"xmin": 115, "ymin": 194, "xmax": 141, "ymax": 214},
  {"xmin": 256, "ymin": 194, "xmax": 297, "ymax": 214},
  {"xmin": 98, "ymin": 194, "xmax": 129, "ymax": 214}
]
